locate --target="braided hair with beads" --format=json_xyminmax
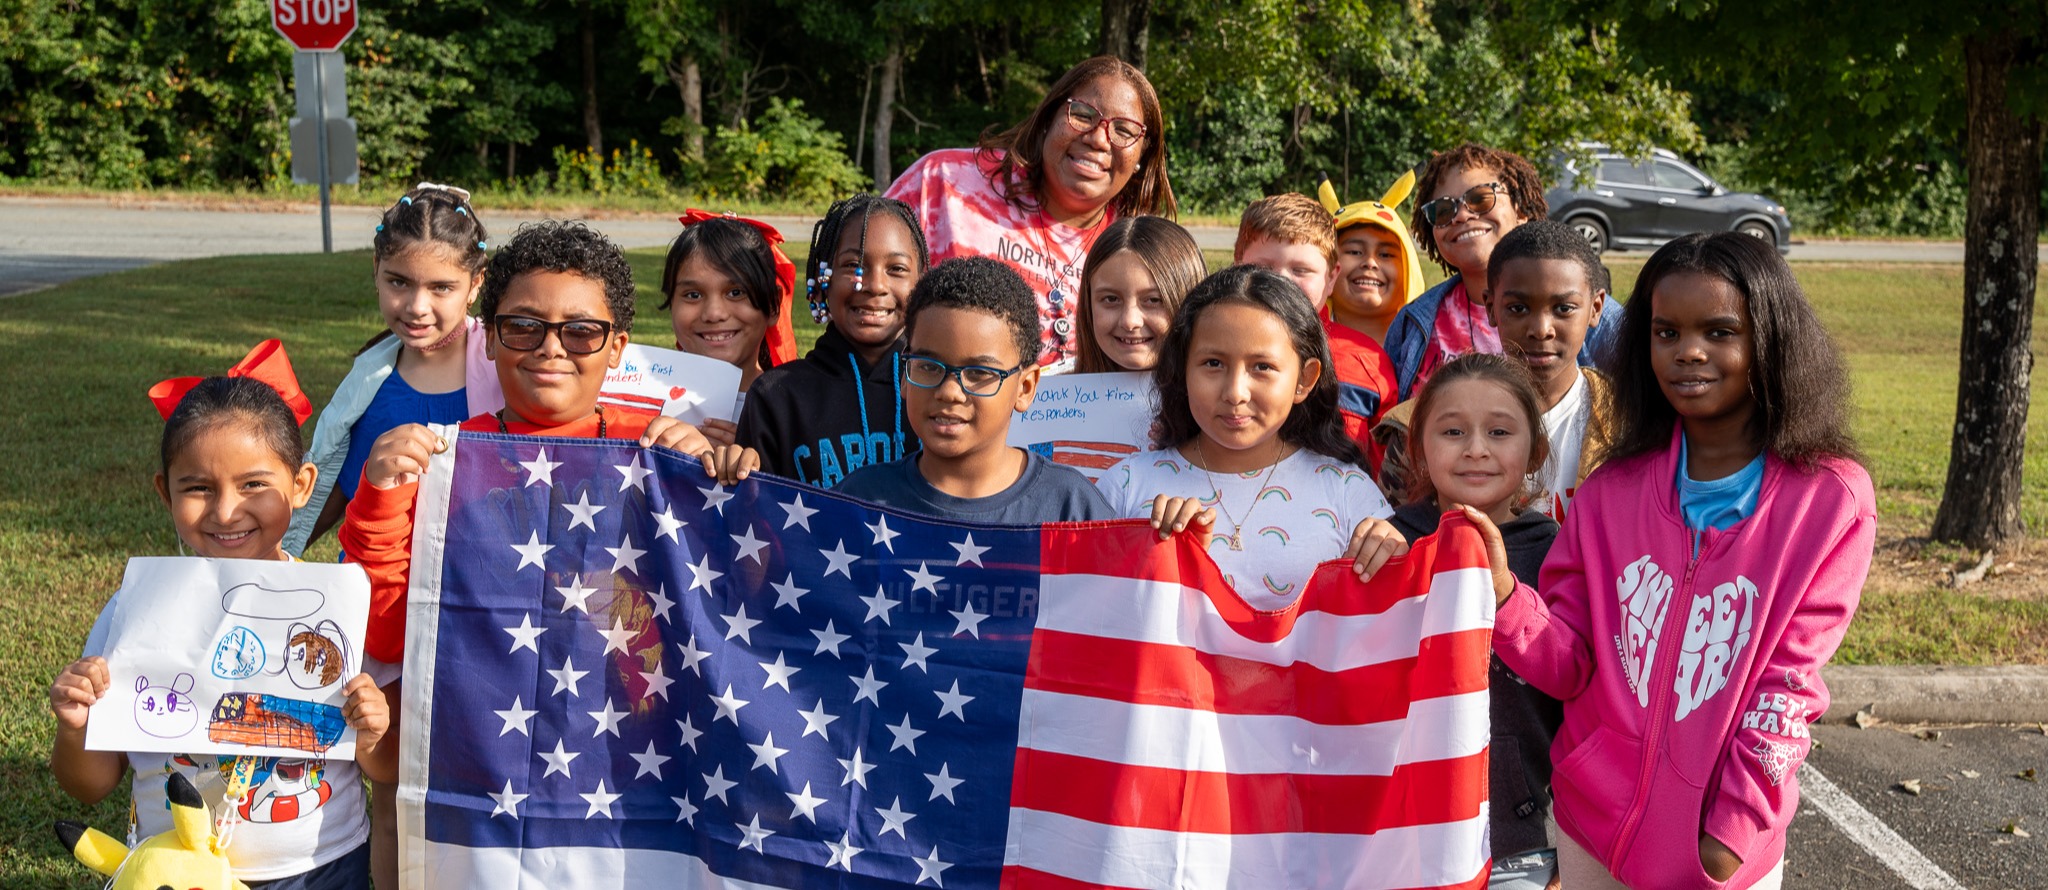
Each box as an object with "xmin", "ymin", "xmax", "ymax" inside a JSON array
[{"xmin": 802, "ymin": 194, "xmax": 930, "ymax": 325}]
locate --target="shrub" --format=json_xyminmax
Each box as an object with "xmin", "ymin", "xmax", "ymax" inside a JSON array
[{"xmin": 698, "ymin": 98, "xmax": 869, "ymax": 205}]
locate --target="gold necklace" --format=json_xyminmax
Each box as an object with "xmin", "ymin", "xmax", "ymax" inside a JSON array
[{"xmin": 1193, "ymin": 437, "xmax": 1285, "ymax": 551}]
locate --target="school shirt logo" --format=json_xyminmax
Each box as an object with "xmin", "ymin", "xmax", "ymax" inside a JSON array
[
  {"xmin": 1613, "ymin": 556, "xmax": 1755, "ymax": 720},
  {"xmin": 1613, "ymin": 555, "xmax": 1676, "ymax": 707}
]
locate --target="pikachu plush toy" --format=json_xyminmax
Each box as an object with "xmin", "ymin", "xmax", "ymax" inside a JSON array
[{"xmin": 54, "ymin": 771, "xmax": 247, "ymax": 890}]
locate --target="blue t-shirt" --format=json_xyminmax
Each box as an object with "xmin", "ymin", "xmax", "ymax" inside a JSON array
[
  {"xmin": 1677, "ymin": 435, "xmax": 1765, "ymax": 551},
  {"xmin": 837, "ymin": 449, "xmax": 1115, "ymax": 525},
  {"xmin": 338, "ymin": 371, "xmax": 469, "ymax": 500}
]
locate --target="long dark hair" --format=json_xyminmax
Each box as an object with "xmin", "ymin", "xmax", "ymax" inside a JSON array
[
  {"xmin": 1404, "ymin": 353, "xmax": 1552, "ymax": 511},
  {"xmin": 659, "ymin": 218, "xmax": 782, "ymax": 369},
  {"xmin": 1150, "ymin": 265, "xmax": 1362, "ymax": 466},
  {"xmin": 1604, "ymin": 232, "xmax": 1858, "ymax": 470},
  {"xmin": 1075, "ymin": 217, "xmax": 1207, "ymax": 374},
  {"xmin": 977, "ymin": 56, "xmax": 1176, "ymax": 220}
]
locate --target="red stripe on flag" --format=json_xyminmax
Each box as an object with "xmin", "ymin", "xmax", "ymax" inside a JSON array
[
  {"xmin": 1024, "ymin": 627, "xmax": 1490, "ymax": 723},
  {"xmin": 1009, "ymin": 749, "xmax": 1488, "ymax": 834},
  {"xmin": 1000, "ymin": 866, "xmax": 1145, "ymax": 890}
]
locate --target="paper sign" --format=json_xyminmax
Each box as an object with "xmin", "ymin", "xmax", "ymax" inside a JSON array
[
  {"xmin": 1005, "ymin": 371, "xmax": 1157, "ymax": 480},
  {"xmin": 601, "ymin": 344, "xmax": 742, "ymax": 425},
  {"xmin": 87, "ymin": 558, "xmax": 370, "ymax": 759}
]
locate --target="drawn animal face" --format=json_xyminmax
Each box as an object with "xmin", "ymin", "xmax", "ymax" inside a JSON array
[
  {"xmin": 282, "ymin": 620, "xmax": 348, "ymax": 689},
  {"xmin": 134, "ymin": 673, "xmax": 199, "ymax": 739}
]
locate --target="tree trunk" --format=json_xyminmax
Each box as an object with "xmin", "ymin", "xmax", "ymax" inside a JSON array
[
  {"xmin": 1931, "ymin": 32, "xmax": 2041, "ymax": 548},
  {"xmin": 1098, "ymin": 0, "xmax": 1152, "ymax": 69},
  {"xmin": 507, "ymin": 142, "xmax": 517, "ymax": 181},
  {"xmin": 580, "ymin": 4, "xmax": 603, "ymax": 155},
  {"xmin": 872, "ymin": 37, "xmax": 902, "ymax": 188},
  {"xmin": 669, "ymin": 54, "xmax": 704, "ymax": 160}
]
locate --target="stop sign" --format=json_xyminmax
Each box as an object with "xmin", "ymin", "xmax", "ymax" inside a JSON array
[{"xmin": 272, "ymin": 0, "xmax": 357, "ymax": 52}]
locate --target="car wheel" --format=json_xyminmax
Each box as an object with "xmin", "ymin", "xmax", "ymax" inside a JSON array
[
  {"xmin": 1737, "ymin": 220, "xmax": 1774, "ymax": 242},
  {"xmin": 1569, "ymin": 216, "xmax": 1609, "ymax": 253}
]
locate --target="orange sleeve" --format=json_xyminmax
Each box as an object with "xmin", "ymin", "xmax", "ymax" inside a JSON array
[{"xmin": 340, "ymin": 478, "xmax": 420, "ymax": 664}]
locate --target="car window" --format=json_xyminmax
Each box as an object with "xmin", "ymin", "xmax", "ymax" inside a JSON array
[
  {"xmin": 1653, "ymin": 162, "xmax": 1711, "ymax": 191},
  {"xmin": 1597, "ymin": 160, "xmax": 1650, "ymax": 186}
]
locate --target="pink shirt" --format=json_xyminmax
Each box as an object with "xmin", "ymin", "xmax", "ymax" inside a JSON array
[
  {"xmin": 1413, "ymin": 281, "xmax": 1503, "ymax": 393},
  {"xmin": 886, "ymin": 148, "xmax": 1116, "ymax": 366}
]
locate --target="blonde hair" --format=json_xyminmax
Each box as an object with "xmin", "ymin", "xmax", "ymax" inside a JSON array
[{"xmin": 1233, "ymin": 193, "xmax": 1337, "ymax": 266}]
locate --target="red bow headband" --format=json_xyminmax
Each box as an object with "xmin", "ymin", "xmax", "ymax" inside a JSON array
[
  {"xmin": 147, "ymin": 339, "xmax": 314, "ymax": 426},
  {"xmin": 678, "ymin": 209, "xmax": 799, "ymax": 367}
]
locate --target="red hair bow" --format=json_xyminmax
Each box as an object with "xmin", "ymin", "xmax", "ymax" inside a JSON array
[
  {"xmin": 679, "ymin": 209, "xmax": 799, "ymax": 367},
  {"xmin": 147, "ymin": 339, "xmax": 314, "ymax": 426}
]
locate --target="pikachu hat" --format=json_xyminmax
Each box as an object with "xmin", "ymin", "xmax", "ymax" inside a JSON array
[{"xmin": 1318, "ymin": 171, "xmax": 1426, "ymax": 326}]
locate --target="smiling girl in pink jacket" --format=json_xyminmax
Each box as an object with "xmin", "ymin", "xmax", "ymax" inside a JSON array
[{"xmin": 1487, "ymin": 232, "xmax": 1874, "ymax": 889}]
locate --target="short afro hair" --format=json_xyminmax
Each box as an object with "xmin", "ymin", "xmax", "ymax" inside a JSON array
[
  {"xmin": 480, "ymin": 220, "xmax": 636, "ymax": 331},
  {"xmin": 905, "ymin": 256, "xmax": 1041, "ymax": 367},
  {"xmin": 1487, "ymin": 219, "xmax": 1607, "ymax": 295}
]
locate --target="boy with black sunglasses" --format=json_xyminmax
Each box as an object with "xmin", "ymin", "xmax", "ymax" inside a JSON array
[{"xmin": 838, "ymin": 257, "xmax": 1112, "ymax": 524}]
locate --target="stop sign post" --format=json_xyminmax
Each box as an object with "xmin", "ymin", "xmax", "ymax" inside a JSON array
[{"xmin": 274, "ymin": 0, "xmax": 358, "ymax": 253}]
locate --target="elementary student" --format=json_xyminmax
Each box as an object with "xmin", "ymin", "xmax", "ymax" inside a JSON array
[
  {"xmin": 1069, "ymin": 216, "xmax": 1209, "ymax": 374},
  {"xmin": 1318, "ymin": 172, "xmax": 1426, "ymax": 344},
  {"xmin": 659, "ymin": 209, "xmax": 801, "ymax": 444},
  {"xmin": 838, "ymin": 257, "xmax": 1114, "ymax": 523}
]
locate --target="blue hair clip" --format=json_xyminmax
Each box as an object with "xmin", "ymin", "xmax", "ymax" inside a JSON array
[
  {"xmin": 477, "ymin": 240, "xmax": 488, "ymax": 250},
  {"xmin": 400, "ymin": 196, "xmax": 413, "ymax": 206},
  {"xmin": 456, "ymin": 206, "xmax": 469, "ymax": 216},
  {"xmin": 375, "ymin": 224, "xmax": 385, "ymax": 232}
]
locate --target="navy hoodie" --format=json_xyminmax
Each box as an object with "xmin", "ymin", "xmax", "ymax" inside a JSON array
[{"xmin": 737, "ymin": 326, "xmax": 917, "ymax": 488}]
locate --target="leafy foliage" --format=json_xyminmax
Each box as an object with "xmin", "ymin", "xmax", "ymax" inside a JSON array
[{"xmin": 700, "ymin": 98, "xmax": 872, "ymax": 203}]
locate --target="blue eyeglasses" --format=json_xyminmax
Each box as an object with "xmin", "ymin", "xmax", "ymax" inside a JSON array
[{"xmin": 900, "ymin": 355, "xmax": 1026, "ymax": 397}]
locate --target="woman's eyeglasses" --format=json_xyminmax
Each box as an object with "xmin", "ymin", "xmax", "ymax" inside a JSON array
[
  {"xmin": 492, "ymin": 315, "xmax": 614, "ymax": 355},
  {"xmin": 901, "ymin": 355, "xmax": 1025, "ymax": 397},
  {"xmin": 1419, "ymin": 182, "xmax": 1506, "ymax": 228},
  {"xmin": 1064, "ymin": 99, "xmax": 1148, "ymax": 149}
]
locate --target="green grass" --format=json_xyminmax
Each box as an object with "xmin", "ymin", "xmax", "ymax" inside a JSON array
[{"xmin": 1, "ymin": 251, "xmax": 2044, "ymax": 885}]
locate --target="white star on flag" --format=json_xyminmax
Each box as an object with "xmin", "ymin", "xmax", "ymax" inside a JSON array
[
  {"xmin": 824, "ymin": 830, "xmax": 862, "ymax": 870},
  {"xmin": 650, "ymin": 505, "xmax": 687, "ymax": 543},
  {"xmin": 778, "ymin": 493, "xmax": 818, "ymax": 530},
  {"xmin": 698, "ymin": 482, "xmax": 735, "ymax": 515},
  {"xmin": 886, "ymin": 714, "xmax": 926, "ymax": 754},
  {"xmin": 710, "ymin": 684, "xmax": 750, "ymax": 724},
  {"xmin": 676, "ymin": 714, "xmax": 703, "ymax": 752},
  {"xmin": 488, "ymin": 780, "xmax": 528, "ymax": 819},
  {"xmin": 645, "ymin": 584, "xmax": 675, "ymax": 621},
  {"xmin": 581, "ymin": 780, "xmax": 621, "ymax": 819},
  {"xmin": 758, "ymin": 652, "xmax": 799, "ymax": 691},
  {"xmin": 875, "ymin": 796, "xmax": 916, "ymax": 838},
  {"xmin": 606, "ymin": 535, "xmax": 647, "ymax": 574},
  {"xmin": 798, "ymin": 700, "xmax": 838, "ymax": 739},
  {"xmin": 819, "ymin": 540, "xmax": 858, "ymax": 578},
  {"xmin": 562, "ymin": 491, "xmax": 605, "ymax": 531},
  {"xmin": 748, "ymin": 732, "xmax": 790, "ymax": 774},
  {"xmin": 736, "ymin": 815, "xmax": 774, "ymax": 852},
  {"xmin": 905, "ymin": 561, "xmax": 943, "ymax": 594},
  {"xmin": 837, "ymin": 748, "xmax": 878, "ymax": 788},
  {"xmin": 898, "ymin": 632, "xmax": 938, "ymax": 673},
  {"xmin": 950, "ymin": 601, "xmax": 988, "ymax": 638},
  {"xmin": 630, "ymin": 741, "xmax": 670, "ymax": 780},
  {"xmin": 615, "ymin": 455, "xmax": 651, "ymax": 492},
  {"xmin": 596, "ymin": 617, "xmax": 634, "ymax": 655},
  {"xmin": 914, "ymin": 846, "xmax": 954, "ymax": 887},
  {"xmin": 867, "ymin": 514, "xmax": 900, "ymax": 552},
  {"xmin": 672, "ymin": 795, "xmax": 698, "ymax": 825},
  {"xmin": 686, "ymin": 554, "xmax": 725, "ymax": 594},
  {"xmin": 851, "ymin": 666, "xmax": 889, "ymax": 705},
  {"xmin": 721, "ymin": 604, "xmax": 761, "ymax": 643},
  {"xmin": 949, "ymin": 533, "xmax": 989, "ymax": 567},
  {"xmin": 554, "ymin": 575, "xmax": 598, "ymax": 614},
  {"xmin": 494, "ymin": 697, "xmax": 537, "ymax": 737},
  {"xmin": 548, "ymin": 656, "xmax": 589, "ymax": 698},
  {"xmin": 702, "ymin": 765, "xmax": 738, "ymax": 803},
  {"xmin": 511, "ymin": 532, "xmax": 552, "ymax": 571},
  {"xmin": 924, "ymin": 763, "xmax": 964, "ymax": 803},
  {"xmin": 786, "ymin": 782, "xmax": 827, "ymax": 822},
  {"xmin": 860, "ymin": 586, "xmax": 901, "ymax": 625},
  {"xmin": 540, "ymin": 740, "xmax": 579, "ymax": 779},
  {"xmin": 771, "ymin": 573, "xmax": 809, "ymax": 611},
  {"xmin": 502, "ymin": 614, "xmax": 546, "ymax": 654},
  {"xmin": 638, "ymin": 667, "xmax": 673, "ymax": 701},
  {"xmin": 730, "ymin": 526, "xmax": 770, "ymax": 564},
  {"xmin": 586, "ymin": 698, "xmax": 626, "ymax": 737},
  {"xmin": 810, "ymin": 621, "xmax": 850, "ymax": 657},
  {"xmin": 935, "ymin": 680, "xmax": 974, "ymax": 721},
  {"xmin": 518, "ymin": 448, "xmax": 560, "ymax": 487},
  {"xmin": 674, "ymin": 635, "xmax": 710, "ymax": 675}
]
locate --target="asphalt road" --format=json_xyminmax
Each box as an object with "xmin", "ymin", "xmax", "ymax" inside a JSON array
[{"xmin": 0, "ymin": 196, "xmax": 2029, "ymax": 297}]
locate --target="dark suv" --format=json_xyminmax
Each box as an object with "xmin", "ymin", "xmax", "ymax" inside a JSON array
[{"xmin": 1546, "ymin": 146, "xmax": 1790, "ymax": 254}]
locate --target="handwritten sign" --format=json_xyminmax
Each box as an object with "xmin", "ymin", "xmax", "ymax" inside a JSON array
[
  {"xmin": 600, "ymin": 344, "xmax": 743, "ymax": 425},
  {"xmin": 87, "ymin": 558, "xmax": 370, "ymax": 759},
  {"xmin": 1005, "ymin": 371, "xmax": 1156, "ymax": 480}
]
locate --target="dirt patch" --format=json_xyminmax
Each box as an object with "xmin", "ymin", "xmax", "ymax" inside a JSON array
[{"xmin": 1868, "ymin": 531, "xmax": 2048, "ymax": 600}]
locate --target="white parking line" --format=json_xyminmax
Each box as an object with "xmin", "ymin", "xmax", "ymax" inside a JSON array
[{"xmin": 1799, "ymin": 763, "xmax": 1966, "ymax": 890}]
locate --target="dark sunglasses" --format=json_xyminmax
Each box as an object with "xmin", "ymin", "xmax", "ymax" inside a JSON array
[
  {"xmin": 492, "ymin": 314, "xmax": 614, "ymax": 355},
  {"xmin": 1419, "ymin": 182, "xmax": 1505, "ymax": 228},
  {"xmin": 901, "ymin": 355, "xmax": 1026, "ymax": 397},
  {"xmin": 1064, "ymin": 98, "xmax": 1148, "ymax": 149}
]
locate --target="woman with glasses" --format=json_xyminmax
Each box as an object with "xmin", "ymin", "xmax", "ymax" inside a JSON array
[
  {"xmin": 1383, "ymin": 143, "xmax": 1624, "ymax": 401},
  {"xmin": 885, "ymin": 56, "xmax": 1176, "ymax": 369}
]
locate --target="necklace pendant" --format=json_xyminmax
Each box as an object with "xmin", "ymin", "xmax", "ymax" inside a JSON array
[{"xmin": 1227, "ymin": 530, "xmax": 1244, "ymax": 551}]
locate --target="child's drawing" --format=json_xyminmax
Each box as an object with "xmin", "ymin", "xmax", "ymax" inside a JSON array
[
  {"xmin": 209, "ymin": 626, "xmax": 266, "ymax": 680},
  {"xmin": 276, "ymin": 620, "xmax": 350, "ymax": 690},
  {"xmin": 221, "ymin": 581, "xmax": 324, "ymax": 621},
  {"xmin": 208, "ymin": 692, "xmax": 347, "ymax": 753},
  {"xmin": 133, "ymin": 673, "xmax": 199, "ymax": 739}
]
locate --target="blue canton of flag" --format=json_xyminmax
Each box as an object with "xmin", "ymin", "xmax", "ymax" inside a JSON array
[{"xmin": 413, "ymin": 432, "xmax": 1040, "ymax": 889}]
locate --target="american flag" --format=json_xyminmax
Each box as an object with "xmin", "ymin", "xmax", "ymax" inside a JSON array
[{"xmin": 396, "ymin": 432, "xmax": 1492, "ymax": 890}]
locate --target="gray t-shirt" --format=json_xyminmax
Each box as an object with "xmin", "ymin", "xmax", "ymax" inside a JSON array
[{"xmin": 837, "ymin": 449, "xmax": 1115, "ymax": 525}]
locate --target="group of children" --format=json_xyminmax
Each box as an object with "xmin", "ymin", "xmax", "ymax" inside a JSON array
[{"xmin": 47, "ymin": 137, "xmax": 1873, "ymax": 890}]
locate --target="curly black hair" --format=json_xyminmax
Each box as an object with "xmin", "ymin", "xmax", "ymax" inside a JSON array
[
  {"xmin": 1486, "ymin": 218, "xmax": 1606, "ymax": 297},
  {"xmin": 905, "ymin": 257, "xmax": 1042, "ymax": 367},
  {"xmin": 1603, "ymin": 232, "xmax": 1859, "ymax": 470},
  {"xmin": 1410, "ymin": 143, "xmax": 1549, "ymax": 273},
  {"xmin": 479, "ymin": 220, "xmax": 636, "ymax": 331},
  {"xmin": 1149, "ymin": 264, "xmax": 1363, "ymax": 466}
]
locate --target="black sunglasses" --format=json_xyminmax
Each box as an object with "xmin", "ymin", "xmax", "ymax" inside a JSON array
[
  {"xmin": 1419, "ymin": 182, "xmax": 1505, "ymax": 228},
  {"xmin": 492, "ymin": 314, "xmax": 614, "ymax": 355}
]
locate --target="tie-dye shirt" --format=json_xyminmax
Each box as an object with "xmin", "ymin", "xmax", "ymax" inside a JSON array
[
  {"xmin": 1413, "ymin": 281, "xmax": 1504, "ymax": 394},
  {"xmin": 886, "ymin": 148, "xmax": 1117, "ymax": 366},
  {"xmin": 1099, "ymin": 447, "xmax": 1393, "ymax": 610}
]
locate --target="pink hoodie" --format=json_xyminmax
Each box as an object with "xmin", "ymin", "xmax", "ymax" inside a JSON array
[{"xmin": 1493, "ymin": 429, "xmax": 1874, "ymax": 889}]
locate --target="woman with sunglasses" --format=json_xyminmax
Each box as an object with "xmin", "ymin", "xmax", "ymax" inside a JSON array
[
  {"xmin": 1383, "ymin": 143, "xmax": 1624, "ymax": 401},
  {"xmin": 885, "ymin": 56, "xmax": 1176, "ymax": 369}
]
